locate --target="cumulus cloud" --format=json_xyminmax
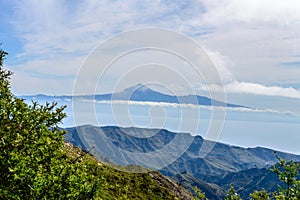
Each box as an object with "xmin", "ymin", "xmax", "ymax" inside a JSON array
[
  {"xmin": 204, "ymin": 49, "xmax": 234, "ymax": 83},
  {"xmin": 226, "ymin": 82, "xmax": 300, "ymax": 99},
  {"xmin": 201, "ymin": 0, "xmax": 300, "ymax": 25},
  {"xmin": 200, "ymin": 81, "xmax": 300, "ymax": 100},
  {"xmin": 196, "ymin": 0, "xmax": 300, "ymax": 86}
]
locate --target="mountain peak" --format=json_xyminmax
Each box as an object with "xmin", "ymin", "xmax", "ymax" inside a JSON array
[
  {"xmin": 120, "ymin": 84, "xmax": 156, "ymax": 95},
  {"xmin": 124, "ymin": 83, "xmax": 151, "ymax": 91}
]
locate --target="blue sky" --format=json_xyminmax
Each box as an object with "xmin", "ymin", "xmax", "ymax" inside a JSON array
[{"xmin": 1, "ymin": 0, "xmax": 300, "ymax": 116}]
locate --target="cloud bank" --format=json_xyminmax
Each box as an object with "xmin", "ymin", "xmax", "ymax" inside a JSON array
[{"xmin": 80, "ymin": 99, "xmax": 285, "ymax": 115}]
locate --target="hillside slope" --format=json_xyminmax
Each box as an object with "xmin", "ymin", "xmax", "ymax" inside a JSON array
[{"xmin": 64, "ymin": 142, "xmax": 194, "ymax": 199}]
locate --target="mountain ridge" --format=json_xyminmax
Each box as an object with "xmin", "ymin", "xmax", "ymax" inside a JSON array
[
  {"xmin": 65, "ymin": 125, "xmax": 300, "ymax": 176},
  {"xmin": 64, "ymin": 125, "xmax": 300, "ymax": 199}
]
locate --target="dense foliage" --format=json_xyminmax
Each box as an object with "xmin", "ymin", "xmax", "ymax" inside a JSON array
[
  {"xmin": 271, "ymin": 153, "xmax": 300, "ymax": 199},
  {"xmin": 0, "ymin": 48, "xmax": 103, "ymax": 199},
  {"xmin": 225, "ymin": 185, "xmax": 242, "ymax": 200}
]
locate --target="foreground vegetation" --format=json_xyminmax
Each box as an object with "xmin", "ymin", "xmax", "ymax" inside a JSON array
[
  {"xmin": 1, "ymin": 47, "xmax": 99, "ymax": 199},
  {"xmin": 0, "ymin": 47, "xmax": 299, "ymax": 199}
]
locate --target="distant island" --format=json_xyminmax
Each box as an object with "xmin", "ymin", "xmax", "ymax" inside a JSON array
[{"xmin": 21, "ymin": 83, "xmax": 248, "ymax": 108}]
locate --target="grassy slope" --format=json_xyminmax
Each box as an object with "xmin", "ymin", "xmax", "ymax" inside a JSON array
[{"xmin": 64, "ymin": 142, "xmax": 193, "ymax": 200}]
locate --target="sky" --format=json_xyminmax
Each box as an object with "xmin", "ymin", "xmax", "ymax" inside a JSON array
[{"xmin": 1, "ymin": 0, "xmax": 300, "ymax": 116}]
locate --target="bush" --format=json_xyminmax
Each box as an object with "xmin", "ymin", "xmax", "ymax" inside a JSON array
[{"xmin": 0, "ymin": 47, "xmax": 101, "ymax": 199}]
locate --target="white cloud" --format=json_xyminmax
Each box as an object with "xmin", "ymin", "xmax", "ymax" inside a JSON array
[
  {"xmin": 201, "ymin": 0, "xmax": 300, "ymax": 25},
  {"xmin": 11, "ymin": 0, "xmax": 202, "ymax": 58},
  {"xmin": 7, "ymin": 55, "xmax": 84, "ymax": 95},
  {"xmin": 200, "ymin": 81, "xmax": 300, "ymax": 100},
  {"xmin": 13, "ymin": 56, "xmax": 83, "ymax": 76},
  {"xmin": 194, "ymin": 0, "xmax": 300, "ymax": 88},
  {"xmin": 204, "ymin": 48, "xmax": 234, "ymax": 83},
  {"xmin": 227, "ymin": 82, "xmax": 300, "ymax": 99},
  {"xmin": 9, "ymin": 67, "xmax": 75, "ymax": 95}
]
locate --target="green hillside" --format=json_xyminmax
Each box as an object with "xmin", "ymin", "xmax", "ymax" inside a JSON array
[{"xmin": 64, "ymin": 142, "xmax": 193, "ymax": 200}]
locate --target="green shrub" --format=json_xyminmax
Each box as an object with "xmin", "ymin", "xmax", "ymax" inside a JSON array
[{"xmin": 0, "ymin": 47, "xmax": 101, "ymax": 199}]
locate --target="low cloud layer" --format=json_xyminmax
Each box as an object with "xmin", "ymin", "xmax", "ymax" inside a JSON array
[{"xmin": 80, "ymin": 99, "xmax": 285, "ymax": 115}]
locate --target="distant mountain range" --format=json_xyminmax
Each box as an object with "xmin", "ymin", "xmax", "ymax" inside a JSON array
[
  {"xmin": 20, "ymin": 84, "xmax": 247, "ymax": 108},
  {"xmin": 64, "ymin": 125, "xmax": 300, "ymax": 199}
]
